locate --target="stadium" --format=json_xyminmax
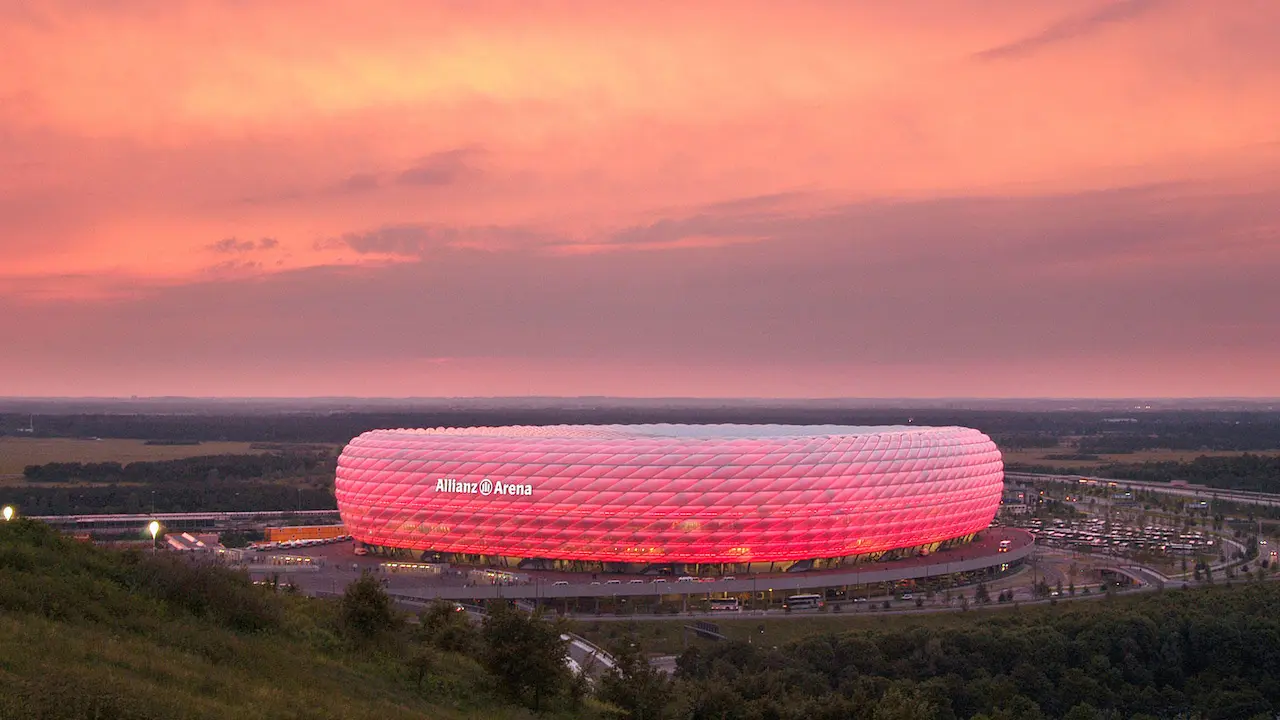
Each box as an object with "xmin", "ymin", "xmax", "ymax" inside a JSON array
[{"xmin": 334, "ymin": 424, "xmax": 1004, "ymax": 573}]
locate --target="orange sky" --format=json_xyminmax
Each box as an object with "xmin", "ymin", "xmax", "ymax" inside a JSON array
[{"xmin": 2, "ymin": 0, "xmax": 1278, "ymax": 397}]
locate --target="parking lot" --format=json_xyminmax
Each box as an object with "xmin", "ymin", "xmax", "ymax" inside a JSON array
[{"xmin": 1021, "ymin": 515, "xmax": 1216, "ymax": 558}]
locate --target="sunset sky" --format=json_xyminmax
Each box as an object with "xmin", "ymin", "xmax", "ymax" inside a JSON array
[{"xmin": 2, "ymin": 0, "xmax": 1278, "ymax": 398}]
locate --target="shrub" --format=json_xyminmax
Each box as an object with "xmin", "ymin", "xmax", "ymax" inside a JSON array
[{"xmin": 339, "ymin": 572, "xmax": 399, "ymax": 641}]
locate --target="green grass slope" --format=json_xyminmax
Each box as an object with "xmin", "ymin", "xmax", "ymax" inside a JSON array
[{"xmin": 0, "ymin": 519, "xmax": 582, "ymax": 720}]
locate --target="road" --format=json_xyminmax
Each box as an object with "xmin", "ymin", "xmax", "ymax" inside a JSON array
[
  {"xmin": 1007, "ymin": 472, "xmax": 1280, "ymax": 509},
  {"xmin": 318, "ymin": 528, "xmax": 1036, "ymax": 603}
]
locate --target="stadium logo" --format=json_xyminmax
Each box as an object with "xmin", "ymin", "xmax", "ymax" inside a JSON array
[{"xmin": 435, "ymin": 477, "xmax": 533, "ymax": 496}]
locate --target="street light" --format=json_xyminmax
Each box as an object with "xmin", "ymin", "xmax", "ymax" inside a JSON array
[
  {"xmin": 2, "ymin": 506, "xmax": 13, "ymax": 522},
  {"xmin": 148, "ymin": 520, "xmax": 161, "ymax": 553}
]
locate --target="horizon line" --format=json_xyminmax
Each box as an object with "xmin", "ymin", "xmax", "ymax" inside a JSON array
[{"xmin": 2, "ymin": 395, "xmax": 1278, "ymax": 403}]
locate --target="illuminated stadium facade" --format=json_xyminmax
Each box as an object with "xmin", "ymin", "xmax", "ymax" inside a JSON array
[{"xmin": 335, "ymin": 424, "xmax": 1004, "ymax": 572}]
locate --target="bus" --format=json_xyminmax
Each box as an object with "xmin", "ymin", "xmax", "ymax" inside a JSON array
[
  {"xmin": 782, "ymin": 593, "xmax": 824, "ymax": 611},
  {"xmin": 998, "ymin": 539, "xmax": 1011, "ymax": 553},
  {"xmin": 709, "ymin": 597, "xmax": 741, "ymax": 612}
]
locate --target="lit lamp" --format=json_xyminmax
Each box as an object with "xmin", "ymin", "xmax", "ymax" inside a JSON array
[
  {"xmin": 148, "ymin": 520, "xmax": 161, "ymax": 553},
  {"xmin": 2, "ymin": 506, "xmax": 13, "ymax": 521}
]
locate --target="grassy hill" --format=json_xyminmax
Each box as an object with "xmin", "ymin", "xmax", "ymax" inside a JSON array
[{"xmin": 0, "ymin": 519, "xmax": 591, "ymax": 719}]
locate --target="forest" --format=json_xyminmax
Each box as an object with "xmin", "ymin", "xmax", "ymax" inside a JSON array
[
  {"xmin": 22, "ymin": 451, "xmax": 334, "ymax": 484},
  {"xmin": 657, "ymin": 581, "xmax": 1280, "ymax": 720}
]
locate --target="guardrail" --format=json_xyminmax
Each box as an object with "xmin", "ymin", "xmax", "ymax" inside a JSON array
[{"xmin": 565, "ymin": 632, "xmax": 616, "ymax": 671}]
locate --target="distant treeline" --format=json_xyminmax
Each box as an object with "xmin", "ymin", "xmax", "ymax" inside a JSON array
[
  {"xmin": 3, "ymin": 409, "xmax": 1280, "ymax": 450},
  {"xmin": 7, "ymin": 452, "xmax": 337, "ymax": 515},
  {"xmin": 1012, "ymin": 453, "xmax": 1280, "ymax": 495},
  {"xmin": 5, "ymin": 483, "xmax": 336, "ymax": 516},
  {"xmin": 1079, "ymin": 426, "xmax": 1280, "ymax": 453},
  {"xmin": 22, "ymin": 452, "xmax": 334, "ymax": 484}
]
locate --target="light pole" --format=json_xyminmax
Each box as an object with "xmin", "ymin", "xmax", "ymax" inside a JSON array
[
  {"xmin": 2, "ymin": 506, "xmax": 13, "ymax": 522},
  {"xmin": 148, "ymin": 520, "xmax": 161, "ymax": 553}
]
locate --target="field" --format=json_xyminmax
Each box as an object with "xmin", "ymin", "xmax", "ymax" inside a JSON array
[
  {"xmin": 0, "ymin": 437, "xmax": 266, "ymax": 477},
  {"xmin": 569, "ymin": 604, "xmax": 1054, "ymax": 656},
  {"xmin": 1001, "ymin": 447, "xmax": 1280, "ymax": 469}
]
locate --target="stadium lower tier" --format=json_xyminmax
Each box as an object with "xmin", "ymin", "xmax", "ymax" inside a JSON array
[
  {"xmin": 335, "ymin": 424, "xmax": 1005, "ymax": 565},
  {"xmin": 354, "ymin": 532, "xmax": 988, "ymax": 575}
]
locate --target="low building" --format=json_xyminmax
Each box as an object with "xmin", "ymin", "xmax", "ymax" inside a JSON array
[{"xmin": 164, "ymin": 532, "xmax": 224, "ymax": 553}]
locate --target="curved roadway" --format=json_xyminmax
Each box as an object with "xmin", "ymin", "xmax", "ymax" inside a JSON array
[{"xmin": 386, "ymin": 528, "xmax": 1035, "ymax": 603}]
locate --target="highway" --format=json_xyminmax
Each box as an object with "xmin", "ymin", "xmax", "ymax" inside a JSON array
[
  {"xmin": 29, "ymin": 509, "xmax": 341, "ymax": 533},
  {"xmin": 1006, "ymin": 472, "xmax": 1280, "ymax": 508}
]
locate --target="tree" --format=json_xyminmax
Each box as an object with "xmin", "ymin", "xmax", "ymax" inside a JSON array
[
  {"xmin": 406, "ymin": 645, "xmax": 435, "ymax": 692},
  {"xmin": 417, "ymin": 600, "xmax": 478, "ymax": 653},
  {"xmin": 481, "ymin": 602, "xmax": 573, "ymax": 711},
  {"xmin": 872, "ymin": 685, "xmax": 938, "ymax": 720},
  {"xmin": 975, "ymin": 582, "xmax": 990, "ymax": 604},
  {"xmin": 339, "ymin": 571, "xmax": 398, "ymax": 641},
  {"xmin": 673, "ymin": 679, "xmax": 743, "ymax": 720},
  {"xmin": 598, "ymin": 632, "xmax": 672, "ymax": 720},
  {"xmin": 1059, "ymin": 702, "xmax": 1100, "ymax": 717}
]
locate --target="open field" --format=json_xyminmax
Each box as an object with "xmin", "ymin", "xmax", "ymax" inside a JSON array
[
  {"xmin": 1001, "ymin": 447, "xmax": 1280, "ymax": 469},
  {"xmin": 0, "ymin": 437, "xmax": 266, "ymax": 476},
  {"xmin": 569, "ymin": 601, "xmax": 1087, "ymax": 655}
]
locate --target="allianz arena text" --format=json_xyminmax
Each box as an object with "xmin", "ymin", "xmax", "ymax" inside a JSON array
[{"xmin": 334, "ymin": 424, "xmax": 1004, "ymax": 568}]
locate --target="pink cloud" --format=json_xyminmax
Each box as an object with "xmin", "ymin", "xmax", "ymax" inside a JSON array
[{"xmin": 0, "ymin": 1, "xmax": 1278, "ymax": 395}]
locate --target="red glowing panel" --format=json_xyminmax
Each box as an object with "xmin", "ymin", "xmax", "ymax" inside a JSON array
[{"xmin": 334, "ymin": 424, "xmax": 1004, "ymax": 563}]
